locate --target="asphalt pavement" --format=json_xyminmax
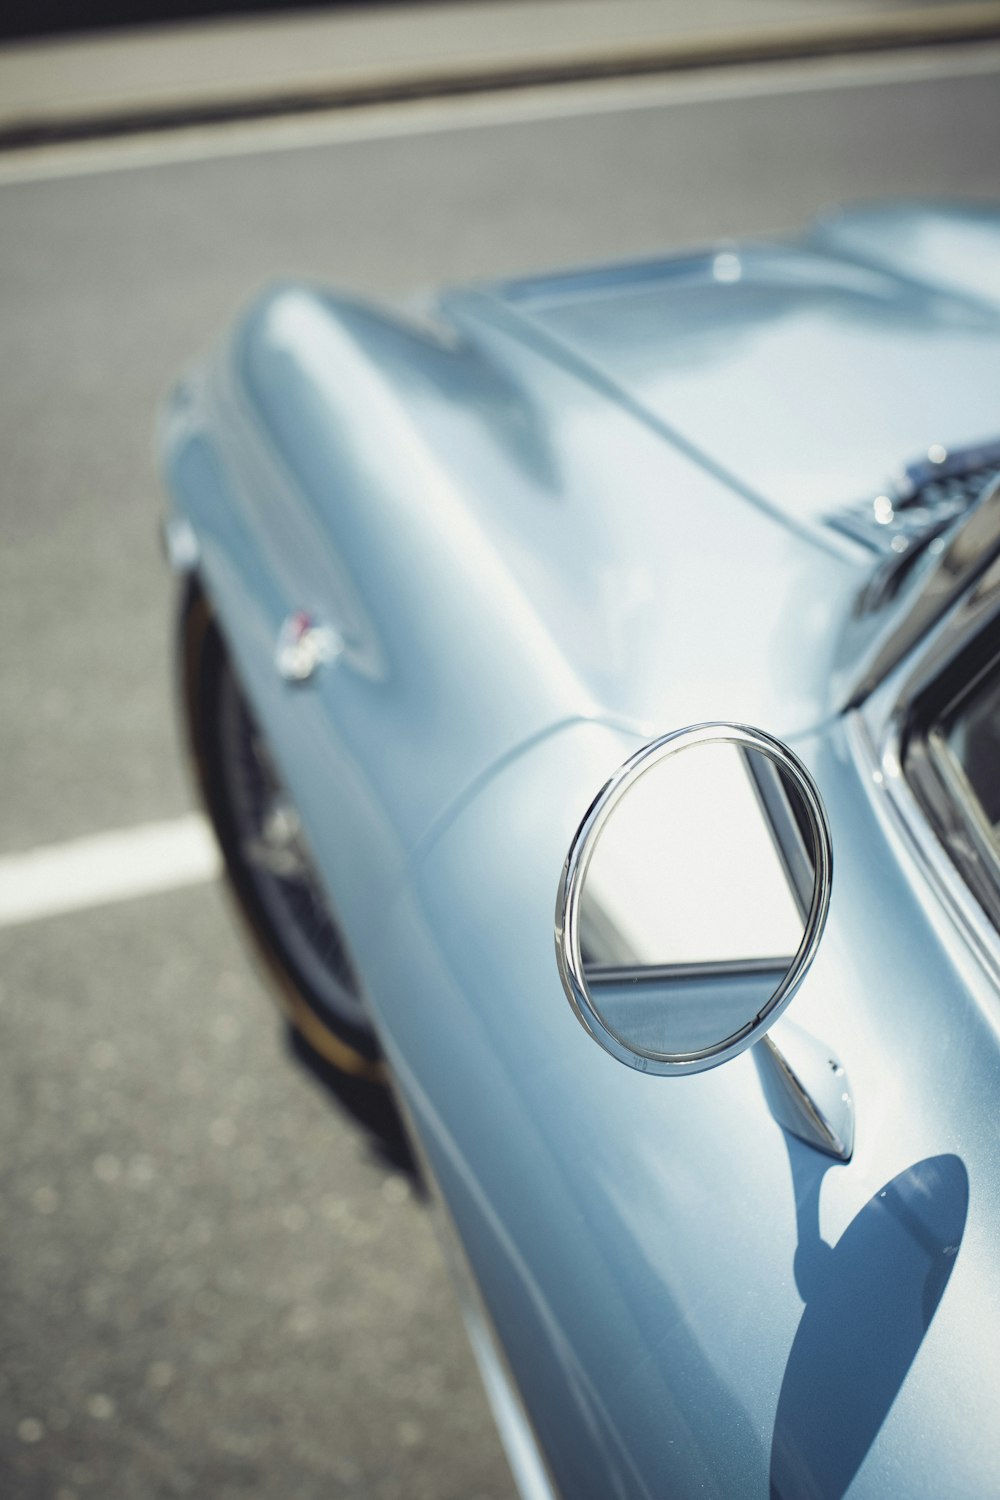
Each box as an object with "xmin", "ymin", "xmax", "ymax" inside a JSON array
[{"xmin": 2, "ymin": 28, "xmax": 1000, "ymax": 1500}]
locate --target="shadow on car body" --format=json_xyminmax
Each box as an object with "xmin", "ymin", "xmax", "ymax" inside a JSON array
[{"xmin": 771, "ymin": 1150, "xmax": 969, "ymax": 1500}]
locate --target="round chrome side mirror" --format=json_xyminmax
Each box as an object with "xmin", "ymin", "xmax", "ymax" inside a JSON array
[{"xmin": 555, "ymin": 724, "xmax": 832, "ymax": 1075}]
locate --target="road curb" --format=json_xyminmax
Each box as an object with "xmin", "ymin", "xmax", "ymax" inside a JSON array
[{"xmin": 3, "ymin": 2, "xmax": 1000, "ymax": 150}]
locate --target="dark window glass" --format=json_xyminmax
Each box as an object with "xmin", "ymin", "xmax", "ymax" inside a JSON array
[
  {"xmin": 904, "ymin": 623, "xmax": 1000, "ymax": 930},
  {"xmin": 943, "ymin": 669, "xmax": 1000, "ymax": 843}
]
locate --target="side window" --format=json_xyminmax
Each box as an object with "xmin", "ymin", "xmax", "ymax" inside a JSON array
[
  {"xmin": 943, "ymin": 671, "xmax": 1000, "ymax": 837},
  {"xmin": 903, "ymin": 618, "xmax": 1000, "ymax": 930}
]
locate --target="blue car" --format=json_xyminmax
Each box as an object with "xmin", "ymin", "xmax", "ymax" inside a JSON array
[{"xmin": 159, "ymin": 201, "xmax": 1000, "ymax": 1500}]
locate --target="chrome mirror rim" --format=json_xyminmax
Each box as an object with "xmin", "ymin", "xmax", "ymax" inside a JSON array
[{"xmin": 554, "ymin": 722, "xmax": 833, "ymax": 1076}]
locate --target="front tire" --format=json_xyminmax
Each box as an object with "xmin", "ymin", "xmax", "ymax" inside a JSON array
[{"xmin": 179, "ymin": 581, "xmax": 384, "ymax": 1081}]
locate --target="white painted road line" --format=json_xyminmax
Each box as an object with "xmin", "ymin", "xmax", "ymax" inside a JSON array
[{"xmin": 0, "ymin": 814, "xmax": 222, "ymax": 929}]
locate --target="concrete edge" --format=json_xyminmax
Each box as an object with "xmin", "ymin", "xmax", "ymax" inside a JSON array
[{"xmin": 3, "ymin": 3, "xmax": 1000, "ymax": 150}]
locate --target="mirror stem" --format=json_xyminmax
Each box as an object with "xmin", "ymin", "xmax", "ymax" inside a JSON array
[{"xmin": 754, "ymin": 1020, "xmax": 855, "ymax": 1161}]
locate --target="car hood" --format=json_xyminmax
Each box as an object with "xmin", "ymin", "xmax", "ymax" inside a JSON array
[
  {"xmin": 169, "ymin": 205, "xmax": 1000, "ymax": 814},
  {"xmin": 459, "ymin": 204, "xmax": 1000, "ymax": 530}
]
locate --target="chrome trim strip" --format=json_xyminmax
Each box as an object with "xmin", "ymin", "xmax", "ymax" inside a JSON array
[
  {"xmin": 847, "ymin": 473, "xmax": 1000, "ymax": 705},
  {"xmin": 847, "ymin": 708, "xmax": 1000, "ymax": 995},
  {"xmin": 554, "ymin": 722, "xmax": 834, "ymax": 1077},
  {"xmin": 375, "ymin": 1055, "xmax": 564, "ymax": 1500},
  {"xmin": 460, "ymin": 1297, "xmax": 562, "ymax": 1500},
  {"xmin": 898, "ymin": 436, "xmax": 1000, "ymax": 498},
  {"xmin": 882, "ymin": 551, "xmax": 1000, "ymax": 713}
]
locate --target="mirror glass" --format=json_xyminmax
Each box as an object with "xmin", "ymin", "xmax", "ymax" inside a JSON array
[{"xmin": 570, "ymin": 736, "xmax": 823, "ymax": 1064}]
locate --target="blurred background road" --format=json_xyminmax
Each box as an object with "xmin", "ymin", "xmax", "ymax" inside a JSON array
[{"xmin": 1, "ymin": 4, "xmax": 999, "ymax": 1496}]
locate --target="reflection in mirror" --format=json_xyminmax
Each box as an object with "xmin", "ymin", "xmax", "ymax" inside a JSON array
[{"xmin": 576, "ymin": 739, "xmax": 819, "ymax": 1060}]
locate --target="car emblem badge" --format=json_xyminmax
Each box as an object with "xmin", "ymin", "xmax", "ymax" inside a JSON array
[{"xmin": 276, "ymin": 611, "xmax": 344, "ymax": 683}]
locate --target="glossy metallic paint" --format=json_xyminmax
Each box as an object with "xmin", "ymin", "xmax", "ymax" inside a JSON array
[{"xmin": 159, "ymin": 203, "xmax": 1000, "ymax": 1499}]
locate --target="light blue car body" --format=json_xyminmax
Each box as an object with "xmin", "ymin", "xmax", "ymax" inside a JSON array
[{"xmin": 160, "ymin": 203, "xmax": 1000, "ymax": 1499}]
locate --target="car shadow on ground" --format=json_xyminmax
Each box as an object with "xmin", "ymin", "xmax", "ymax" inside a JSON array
[{"xmin": 285, "ymin": 1023, "xmax": 424, "ymax": 1186}]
